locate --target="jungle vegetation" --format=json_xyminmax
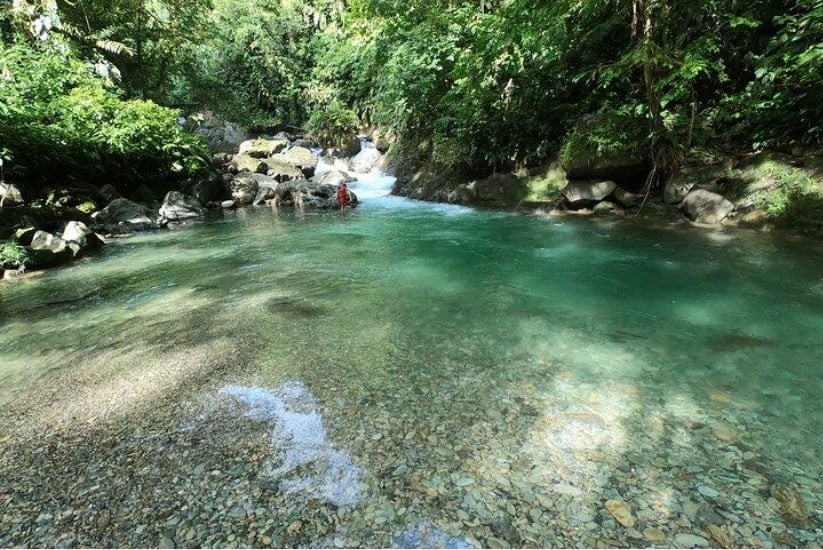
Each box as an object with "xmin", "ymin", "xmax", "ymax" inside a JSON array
[{"xmin": 1, "ymin": 0, "xmax": 821, "ymax": 194}]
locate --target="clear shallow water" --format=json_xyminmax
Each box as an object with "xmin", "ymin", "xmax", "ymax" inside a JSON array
[{"xmin": 0, "ymin": 178, "xmax": 822, "ymax": 547}]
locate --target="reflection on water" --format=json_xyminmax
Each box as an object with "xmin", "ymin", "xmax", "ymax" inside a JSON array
[
  {"xmin": 0, "ymin": 201, "xmax": 822, "ymax": 547},
  {"xmin": 219, "ymin": 382, "xmax": 362, "ymax": 507}
]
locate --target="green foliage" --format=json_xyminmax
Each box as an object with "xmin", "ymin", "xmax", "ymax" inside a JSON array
[
  {"xmin": 5, "ymin": 0, "xmax": 823, "ymax": 205},
  {"xmin": 559, "ymin": 109, "xmax": 648, "ymax": 166},
  {"xmin": 521, "ymin": 164, "xmax": 568, "ymax": 203},
  {"xmin": 54, "ymin": 0, "xmax": 213, "ymax": 104},
  {"xmin": 185, "ymin": 0, "xmax": 341, "ymax": 128},
  {"xmin": 305, "ymin": 101, "xmax": 359, "ymax": 148},
  {"xmin": 0, "ymin": 41, "xmax": 208, "ymax": 193},
  {"xmin": 0, "ymin": 241, "xmax": 31, "ymax": 271},
  {"xmin": 750, "ymin": 161, "xmax": 823, "ymax": 227}
]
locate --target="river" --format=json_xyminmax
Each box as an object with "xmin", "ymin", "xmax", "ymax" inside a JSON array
[{"xmin": 0, "ymin": 167, "xmax": 821, "ymax": 547}]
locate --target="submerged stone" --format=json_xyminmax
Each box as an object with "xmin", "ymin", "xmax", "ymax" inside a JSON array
[
  {"xmin": 392, "ymin": 520, "xmax": 476, "ymax": 549},
  {"xmin": 604, "ymin": 499, "xmax": 636, "ymax": 528}
]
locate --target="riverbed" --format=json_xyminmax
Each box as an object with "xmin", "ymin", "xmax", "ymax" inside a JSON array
[{"xmin": 1, "ymin": 171, "xmax": 821, "ymax": 548}]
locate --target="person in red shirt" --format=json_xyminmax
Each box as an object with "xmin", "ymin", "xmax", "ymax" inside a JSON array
[{"xmin": 337, "ymin": 183, "xmax": 350, "ymax": 211}]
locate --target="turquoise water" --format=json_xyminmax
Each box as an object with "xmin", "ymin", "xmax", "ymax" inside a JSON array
[{"xmin": 0, "ymin": 183, "xmax": 821, "ymax": 547}]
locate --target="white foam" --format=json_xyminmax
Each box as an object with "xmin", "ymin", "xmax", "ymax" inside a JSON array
[
  {"xmin": 220, "ymin": 381, "xmax": 362, "ymax": 506},
  {"xmin": 316, "ymin": 154, "xmax": 475, "ymax": 215}
]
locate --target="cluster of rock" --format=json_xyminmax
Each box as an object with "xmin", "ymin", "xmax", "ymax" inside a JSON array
[
  {"xmin": 219, "ymin": 134, "xmax": 364, "ymax": 210},
  {"xmin": 557, "ymin": 165, "xmax": 751, "ymax": 225},
  {"xmin": 1, "ymin": 132, "xmax": 385, "ymax": 278},
  {"xmin": 2, "ymin": 221, "xmax": 104, "ymax": 274}
]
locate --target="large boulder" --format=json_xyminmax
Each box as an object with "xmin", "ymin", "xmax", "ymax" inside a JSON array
[
  {"xmin": 348, "ymin": 143, "xmax": 382, "ymax": 174},
  {"xmin": 252, "ymin": 174, "xmax": 279, "ymax": 206},
  {"xmin": 562, "ymin": 153, "xmax": 648, "ymax": 186},
  {"xmin": 31, "ymin": 230, "xmax": 68, "ymax": 254},
  {"xmin": 253, "ymin": 186, "xmax": 277, "ymax": 206},
  {"xmin": 264, "ymin": 158, "xmax": 305, "ymax": 182},
  {"xmin": 326, "ymin": 136, "xmax": 361, "ymax": 158},
  {"xmin": 681, "ymin": 188, "xmax": 735, "ymax": 224},
  {"xmin": 664, "ymin": 174, "xmax": 695, "ymax": 204},
  {"xmin": 1, "ymin": 182, "xmax": 24, "ymax": 206},
  {"xmin": 61, "ymin": 221, "xmax": 103, "ymax": 250},
  {"xmin": 611, "ymin": 187, "xmax": 641, "ymax": 208},
  {"xmin": 230, "ymin": 173, "xmax": 260, "ymax": 206},
  {"xmin": 475, "ymin": 173, "xmax": 524, "ymax": 203},
  {"xmin": 187, "ymin": 111, "xmax": 249, "ymax": 152},
  {"xmin": 456, "ymin": 173, "xmax": 525, "ymax": 205},
  {"xmin": 664, "ymin": 160, "xmax": 733, "ymax": 204},
  {"xmin": 268, "ymin": 179, "xmax": 357, "ymax": 209},
  {"xmin": 159, "ymin": 191, "xmax": 205, "ymax": 221},
  {"xmin": 560, "ymin": 112, "xmax": 649, "ymax": 188},
  {"xmin": 91, "ymin": 198, "xmax": 157, "ymax": 226},
  {"xmin": 230, "ymin": 153, "xmax": 268, "ymax": 174},
  {"xmin": 239, "ymin": 137, "xmax": 290, "ymax": 158},
  {"xmin": 371, "ymin": 129, "xmax": 395, "ymax": 153},
  {"xmin": 28, "ymin": 230, "xmax": 75, "ymax": 268},
  {"xmin": 562, "ymin": 180, "xmax": 618, "ymax": 208},
  {"xmin": 312, "ymin": 170, "xmax": 356, "ymax": 188},
  {"xmin": 271, "ymin": 146, "xmax": 319, "ymax": 178}
]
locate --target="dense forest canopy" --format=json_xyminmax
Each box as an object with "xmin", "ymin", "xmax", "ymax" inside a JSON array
[{"xmin": 1, "ymin": 0, "xmax": 822, "ymax": 192}]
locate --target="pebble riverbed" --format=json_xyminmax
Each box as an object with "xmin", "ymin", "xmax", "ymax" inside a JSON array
[{"xmin": 0, "ymin": 326, "xmax": 820, "ymax": 549}]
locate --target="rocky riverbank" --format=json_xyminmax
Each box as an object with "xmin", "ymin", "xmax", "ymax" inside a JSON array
[
  {"xmin": 387, "ymin": 137, "xmax": 823, "ymax": 237},
  {"xmin": 0, "ymin": 131, "xmax": 384, "ymax": 281}
]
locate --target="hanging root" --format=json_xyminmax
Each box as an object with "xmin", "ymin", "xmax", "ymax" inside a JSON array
[{"xmin": 633, "ymin": 132, "xmax": 685, "ymax": 217}]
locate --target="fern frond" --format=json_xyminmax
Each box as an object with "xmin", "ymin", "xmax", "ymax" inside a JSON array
[{"xmin": 95, "ymin": 39, "xmax": 135, "ymax": 57}]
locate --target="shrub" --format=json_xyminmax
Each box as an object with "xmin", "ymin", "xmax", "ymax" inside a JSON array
[
  {"xmin": 0, "ymin": 41, "xmax": 209, "ymax": 195},
  {"xmin": 305, "ymin": 101, "xmax": 359, "ymax": 149},
  {"xmin": 0, "ymin": 241, "xmax": 31, "ymax": 271}
]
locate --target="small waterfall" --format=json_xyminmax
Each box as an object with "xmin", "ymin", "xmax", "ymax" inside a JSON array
[
  {"xmin": 317, "ymin": 139, "xmax": 472, "ymax": 214},
  {"xmin": 315, "ymin": 139, "xmax": 397, "ymax": 206}
]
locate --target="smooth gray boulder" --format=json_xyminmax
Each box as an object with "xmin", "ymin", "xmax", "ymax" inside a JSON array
[
  {"xmin": 312, "ymin": 170, "xmax": 356, "ymax": 188},
  {"xmin": 230, "ymin": 153, "xmax": 267, "ymax": 174},
  {"xmin": 562, "ymin": 180, "xmax": 617, "ymax": 208},
  {"xmin": 681, "ymin": 188, "xmax": 735, "ymax": 224},
  {"xmin": 159, "ymin": 191, "xmax": 205, "ymax": 221},
  {"xmin": 264, "ymin": 158, "xmax": 305, "ymax": 182},
  {"xmin": 271, "ymin": 146, "xmax": 319, "ymax": 178},
  {"xmin": 91, "ymin": 198, "xmax": 157, "ymax": 226},
  {"xmin": 612, "ymin": 187, "xmax": 641, "ymax": 207},
  {"xmin": 28, "ymin": 230, "xmax": 76, "ymax": 268},
  {"xmin": 61, "ymin": 221, "xmax": 103, "ymax": 250},
  {"xmin": 239, "ymin": 137, "xmax": 290, "ymax": 158},
  {"xmin": 456, "ymin": 173, "xmax": 525, "ymax": 205}
]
